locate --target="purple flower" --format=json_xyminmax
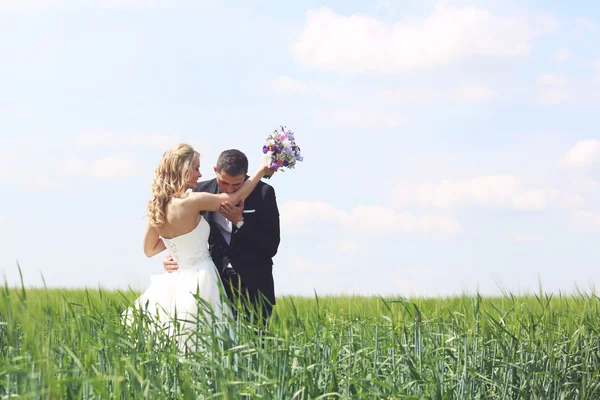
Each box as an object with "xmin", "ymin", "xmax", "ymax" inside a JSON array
[
  {"xmin": 262, "ymin": 145, "xmax": 268, "ymax": 154},
  {"xmin": 270, "ymin": 161, "xmax": 279, "ymax": 169},
  {"xmin": 283, "ymin": 160, "xmax": 289, "ymax": 166}
]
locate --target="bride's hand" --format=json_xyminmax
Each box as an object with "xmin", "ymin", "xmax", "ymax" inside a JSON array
[
  {"xmin": 261, "ymin": 162, "xmax": 276, "ymax": 177},
  {"xmin": 163, "ymin": 255, "xmax": 178, "ymax": 273},
  {"xmin": 264, "ymin": 168, "xmax": 276, "ymax": 178}
]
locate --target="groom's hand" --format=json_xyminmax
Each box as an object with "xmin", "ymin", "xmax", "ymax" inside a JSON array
[
  {"xmin": 220, "ymin": 199, "xmax": 244, "ymax": 224},
  {"xmin": 163, "ymin": 255, "xmax": 179, "ymax": 273}
]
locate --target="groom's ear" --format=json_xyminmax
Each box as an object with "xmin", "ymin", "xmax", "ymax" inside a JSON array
[{"xmin": 213, "ymin": 166, "xmax": 217, "ymax": 173}]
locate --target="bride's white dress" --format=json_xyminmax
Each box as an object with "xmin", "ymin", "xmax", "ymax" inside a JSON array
[{"xmin": 125, "ymin": 217, "xmax": 233, "ymax": 350}]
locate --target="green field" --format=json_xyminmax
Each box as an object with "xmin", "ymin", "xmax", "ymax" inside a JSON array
[{"xmin": 1, "ymin": 284, "xmax": 600, "ymax": 399}]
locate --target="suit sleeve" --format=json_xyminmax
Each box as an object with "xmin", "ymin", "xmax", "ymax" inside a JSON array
[{"xmin": 234, "ymin": 185, "xmax": 280, "ymax": 259}]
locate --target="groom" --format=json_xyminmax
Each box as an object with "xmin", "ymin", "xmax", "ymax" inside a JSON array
[{"xmin": 163, "ymin": 149, "xmax": 280, "ymax": 324}]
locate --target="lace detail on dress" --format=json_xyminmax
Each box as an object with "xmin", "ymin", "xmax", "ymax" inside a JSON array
[
  {"xmin": 186, "ymin": 251, "xmax": 212, "ymax": 266},
  {"xmin": 163, "ymin": 239, "xmax": 180, "ymax": 264},
  {"xmin": 160, "ymin": 218, "xmax": 212, "ymax": 270}
]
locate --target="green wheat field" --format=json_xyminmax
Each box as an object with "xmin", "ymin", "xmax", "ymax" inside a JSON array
[{"xmin": 2, "ymin": 280, "xmax": 600, "ymax": 399}]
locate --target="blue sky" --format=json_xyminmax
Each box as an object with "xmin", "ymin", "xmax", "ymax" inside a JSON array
[{"xmin": 1, "ymin": 0, "xmax": 599, "ymax": 297}]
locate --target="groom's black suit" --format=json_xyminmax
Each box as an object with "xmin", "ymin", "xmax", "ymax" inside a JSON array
[{"xmin": 195, "ymin": 178, "xmax": 280, "ymax": 318}]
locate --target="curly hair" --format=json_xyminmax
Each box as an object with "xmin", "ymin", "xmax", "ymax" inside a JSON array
[{"xmin": 147, "ymin": 143, "xmax": 199, "ymax": 228}]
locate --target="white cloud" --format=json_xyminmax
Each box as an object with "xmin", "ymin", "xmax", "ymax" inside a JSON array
[
  {"xmin": 292, "ymin": 5, "xmax": 555, "ymax": 74},
  {"xmin": 572, "ymin": 211, "xmax": 600, "ymax": 227},
  {"xmin": 57, "ymin": 159, "xmax": 86, "ymax": 177},
  {"xmin": 456, "ymin": 85, "xmax": 496, "ymax": 102},
  {"xmin": 0, "ymin": 0, "xmax": 65, "ymax": 13},
  {"xmin": 575, "ymin": 17, "xmax": 599, "ymax": 36},
  {"xmin": 89, "ymin": 154, "xmax": 137, "ymax": 179},
  {"xmin": 75, "ymin": 132, "xmax": 114, "ymax": 148},
  {"xmin": 280, "ymin": 201, "xmax": 346, "ymax": 226},
  {"xmin": 328, "ymin": 108, "xmax": 405, "ymax": 128},
  {"xmin": 389, "ymin": 176, "xmax": 563, "ymax": 210},
  {"xmin": 379, "ymin": 85, "xmax": 495, "ymax": 103},
  {"xmin": 592, "ymin": 61, "xmax": 600, "ymax": 81},
  {"xmin": 392, "ymin": 271, "xmax": 427, "ymax": 297},
  {"xmin": 271, "ymin": 76, "xmax": 307, "ymax": 94},
  {"xmin": 577, "ymin": 59, "xmax": 600, "ymax": 81},
  {"xmin": 581, "ymin": 180, "xmax": 600, "ymax": 190},
  {"xmin": 76, "ymin": 132, "xmax": 177, "ymax": 150},
  {"xmin": 345, "ymin": 205, "xmax": 460, "ymax": 234},
  {"xmin": 292, "ymin": 257, "xmax": 337, "ymax": 271},
  {"xmin": 562, "ymin": 193, "xmax": 585, "ymax": 208},
  {"xmin": 538, "ymin": 73, "xmax": 568, "ymax": 85},
  {"xmin": 55, "ymin": 155, "xmax": 138, "ymax": 179},
  {"xmin": 372, "ymin": 0, "xmax": 394, "ymax": 17},
  {"xmin": 100, "ymin": 0, "xmax": 164, "ymax": 5},
  {"xmin": 22, "ymin": 177, "xmax": 67, "ymax": 191},
  {"xmin": 313, "ymin": 85, "xmax": 356, "ymax": 102},
  {"xmin": 535, "ymin": 69, "xmax": 600, "ymax": 106},
  {"xmin": 512, "ymin": 234, "xmax": 544, "ymax": 243},
  {"xmin": 0, "ymin": 140, "xmax": 69, "ymax": 190},
  {"xmin": 537, "ymin": 90, "xmax": 569, "ymax": 106},
  {"xmin": 554, "ymin": 49, "xmax": 570, "ymax": 63},
  {"xmin": 559, "ymin": 139, "xmax": 600, "ymax": 167},
  {"xmin": 338, "ymin": 241, "xmax": 363, "ymax": 253},
  {"xmin": 0, "ymin": 0, "xmax": 167, "ymax": 13},
  {"xmin": 379, "ymin": 87, "xmax": 443, "ymax": 103},
  {"xmin": 0, "ymin": 165, "xmax": 8, "ymax": 184},
  {"xmin": 280, "ymin": 200, "xmax": 460, "ymax": 234},
  {"xmin": 0, "ymin": 145, "xmax": 62, "ymax": 189},
  {"xmin": 536, "ymin": 73, "xmax": 571, "ymax": 105},
  {"xmin": 538, "ymin": 15, "xmax": 559, "ymax": 34}
]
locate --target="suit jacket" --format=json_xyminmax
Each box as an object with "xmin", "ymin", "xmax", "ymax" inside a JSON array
[{"xmin": 195, "ymin": 178, "xmax": 280, "ymax": 305}]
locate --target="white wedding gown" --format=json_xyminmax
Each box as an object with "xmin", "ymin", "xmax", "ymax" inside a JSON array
[{"xmin": 124, "ymin": 216, "xmax": 233, "ymax": 351}]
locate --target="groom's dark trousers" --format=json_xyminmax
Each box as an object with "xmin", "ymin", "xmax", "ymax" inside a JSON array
[{"xmin": 195, "ymin": 178, "xmax": 280, "ymax": 325}]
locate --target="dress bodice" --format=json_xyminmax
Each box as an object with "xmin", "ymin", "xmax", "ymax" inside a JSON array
[{"xmin": 161, "ymin": 217, "xmax": 212, "ymax": 269}]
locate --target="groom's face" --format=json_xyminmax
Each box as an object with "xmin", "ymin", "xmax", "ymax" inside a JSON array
[{"xmin": 214, "ymin": 167, "xmax": 245, "ymax": 194}]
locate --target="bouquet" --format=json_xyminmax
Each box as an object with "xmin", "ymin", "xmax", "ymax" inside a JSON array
[{"xmin": 262, "ymin": 125, "xmax": 303, "ymax": 178}]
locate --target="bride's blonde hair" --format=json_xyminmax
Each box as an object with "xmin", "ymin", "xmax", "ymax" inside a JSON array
[{"xmin": 147, "ymin": 143, "xmax": 199, "ymax": 228}]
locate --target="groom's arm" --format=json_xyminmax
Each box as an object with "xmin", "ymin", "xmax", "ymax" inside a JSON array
[{"xmin": 233, "ymin": 185, "xmax": 280, "ymax": 259}]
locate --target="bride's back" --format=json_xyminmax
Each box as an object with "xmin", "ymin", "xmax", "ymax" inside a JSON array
[{"xmin": 156, "ymin": 195, "xmax": 201, "ymax": 239}]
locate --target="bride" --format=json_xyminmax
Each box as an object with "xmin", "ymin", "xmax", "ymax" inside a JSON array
[{"xmin": 126, "ymin": 143, "xmax": 272, "ymax": 350}]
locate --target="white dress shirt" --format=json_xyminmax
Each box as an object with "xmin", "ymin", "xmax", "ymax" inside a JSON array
[{"xmin": 211, "ymin": 206, "xmax": 236, "ymax": 274}]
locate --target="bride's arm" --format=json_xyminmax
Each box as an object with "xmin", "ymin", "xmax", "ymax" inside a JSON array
[
  {"xmin": 144, "ymin": 223, "xmax": 166, "ymax": 257},
  {"xmin": 189, "ymin": 165, "xmax": 271, "ymax": 212}
]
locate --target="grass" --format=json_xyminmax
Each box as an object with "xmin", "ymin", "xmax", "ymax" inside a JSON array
[{"xmin": 1, "ymin": 283, "xmax": 600, "ymax": 399}]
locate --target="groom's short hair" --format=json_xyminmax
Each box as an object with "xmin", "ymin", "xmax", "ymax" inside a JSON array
[{"xmin": 216, "ymin": 149, "xmax": 248, "ymax": 176}]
